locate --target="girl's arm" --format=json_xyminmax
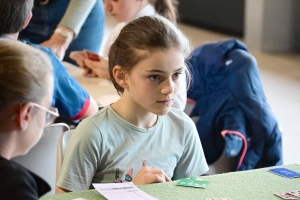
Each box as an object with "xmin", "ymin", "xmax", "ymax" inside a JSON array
[{"xmin": 84, "ymin": 58, "xmax": 110, "ymax": 79}]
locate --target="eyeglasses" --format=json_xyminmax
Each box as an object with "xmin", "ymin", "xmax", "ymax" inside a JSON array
[{"xmin": 32, "ymin": 103, "xmax": 59, "ymax": 126}]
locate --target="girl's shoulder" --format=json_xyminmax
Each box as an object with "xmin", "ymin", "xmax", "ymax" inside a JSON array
[
  {"xmin": 166, "ymin": 107, "xmax": 195, "ymax": 126},
  {"xmin": 0, "ymin": 157, "xmax": 34, "ymax": 186},
  {"xmin": 81, "ymin": 105, "xmax": 112, "ymax": 122},
  {"xmin": 158, "ymin": 108, "xmax": 197, "ymax": 136},
  {"xmin": 79, "ymin": 105, "xmax": 127, "ymax": 129}
]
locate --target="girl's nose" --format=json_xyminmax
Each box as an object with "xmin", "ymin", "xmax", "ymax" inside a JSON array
[{"xmin": 161, "ymin": 79, "xmax": 174, "ymax": 95}]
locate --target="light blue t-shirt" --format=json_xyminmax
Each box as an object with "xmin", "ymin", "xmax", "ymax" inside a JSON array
[{"xmin": 57, "ymin": 105, "xmax": 208, "ymax": 191}]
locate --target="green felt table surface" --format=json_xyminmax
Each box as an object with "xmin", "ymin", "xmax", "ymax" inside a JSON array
[{"xmin": 41, "ymin": 164, "xmax": 300, "ymax": 200}]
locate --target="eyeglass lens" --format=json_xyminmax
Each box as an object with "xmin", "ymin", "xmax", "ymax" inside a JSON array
[{"xmin": 45, "ymin": 107, "xmax": 58, "ymax": 125}]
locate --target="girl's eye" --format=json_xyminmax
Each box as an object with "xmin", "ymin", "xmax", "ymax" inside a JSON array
[
  {"xmin": 172, "ymin": 72, "xmax": 182, "ymax": 79},
  {"xmin": 149, "ymin": 75, "xmax": 160, "ymax": 81}
]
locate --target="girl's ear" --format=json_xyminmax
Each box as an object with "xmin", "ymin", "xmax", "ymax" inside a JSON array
[
  {"xmin": 113, "ymin": 65, "xmax": 129, "ymax": 89},
  {"xmin": 15, "ymin": 103, "xmax": 34, "ymax": 131}
]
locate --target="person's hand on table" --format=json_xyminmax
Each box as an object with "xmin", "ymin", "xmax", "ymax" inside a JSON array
[
  {"xmin": 84, "ymin": 58, "xmax": 110, "ymax": 79},
  {"xmin": 70, "ymin": 51, "xmax": 98, "ymax": 77},
  {"xmin": 40, "ymin": 33, "xmax": 71, "ymax": 60},
  {"xmin": 132, "ymin": 166, "xmax": 171, "ymax": 185}
]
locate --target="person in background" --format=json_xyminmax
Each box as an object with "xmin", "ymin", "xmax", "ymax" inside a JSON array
[
  {"xmin": 71, "ymin": 0, "xmax": 178, "ymax": 78},
  {"xmin": 19, "ymin": 0, "xmax": 105, "ymax": 65},
  {"xmin": 57, "ymin": 15, "xmax": 208, "ymax": 193},
  {"xmin": 71, "ymin": 0, "xmax": 187, "ymax": 110},
  {"xmin": 0, "ymin": 0, "xmax": 99, "ymax": 121},
  {"xmin": 0, "ymin": 39, "xmax": 57, "ymax": 199}
]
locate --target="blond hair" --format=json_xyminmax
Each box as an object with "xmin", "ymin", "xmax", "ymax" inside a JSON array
[{"xmin": 0, "ymin": 39, "xmax": 53, "ymax": 111}]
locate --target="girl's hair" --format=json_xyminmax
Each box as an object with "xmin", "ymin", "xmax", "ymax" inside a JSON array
[
  {"xmin": 0, "ymin": 39, "xmax": 53, "ymax": 112},
  {"xmin": 150, "ymin": 0, "xmax": 179, "ymax": 24},
  {"xmin": 109, "ymin": 15, "xmax": 192, "ymax": 95}
]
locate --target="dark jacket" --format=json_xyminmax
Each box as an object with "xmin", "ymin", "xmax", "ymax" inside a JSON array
[
  {"xmin": 187, "ymin": 39, "xmax": 283, "ymax": 170},
  {"xmin": 0, "ymin": 156, "xmax": 50, "ymax": 199}
]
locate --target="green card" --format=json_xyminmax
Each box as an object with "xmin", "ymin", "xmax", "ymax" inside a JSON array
[{"xmin": 177, "ymin": 177, "xmax": 210, "ymax": 188}]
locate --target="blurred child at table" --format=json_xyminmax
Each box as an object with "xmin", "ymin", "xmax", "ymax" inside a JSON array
[
  {"xmin": 57, "ymin": 15, "xmax": 208, "ymax": 193},
  {"xmin": 70, "ymin": 0, "xmax": 187, "ymax": 110},
  {"xmin": 0, "ymin": 39, "xmax": 58, "ymax": 199},
  {"xmin": 0, "ymin": 0, "xmax": 99, "ymax": 121}
]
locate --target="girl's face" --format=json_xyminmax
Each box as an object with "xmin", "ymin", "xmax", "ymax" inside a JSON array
[
  {"xmin": 104, "ymin": 0, "xmax": 144, "ymax": 23},
  {"xmin": 123, "ymin": 48, "xmax": 185, "ymax": 116}
]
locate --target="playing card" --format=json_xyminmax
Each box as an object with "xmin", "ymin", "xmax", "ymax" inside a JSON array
[
  {"xmin": 177, "ymin": 177, "xmax": 210, "ymax": 188},
  {"xmin": 269, "ymin": 168, "xmax": 300, "ymax": 178},
  {"xmin": 84, "ymin": 49, "xmax": 100, "ymax": 61},
  {"xmin": 287, "ymin": 190, "xmax": 300, "ymax": 198},
  {"xmin": 274, "ymin": 192, "xmax": 298, "ymax": 199},
  {"xmin": 72, "ymin": 199, "xmax": 88, "ymax": 200},
  {"xmin": 206, "ymin": 198, "xmax": 232, "ymax": 200}
]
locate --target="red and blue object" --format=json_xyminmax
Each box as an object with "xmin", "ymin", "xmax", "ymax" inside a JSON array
[{"xmin": 186, "ymin": 39, "xmax": 283, "ymax": 171}]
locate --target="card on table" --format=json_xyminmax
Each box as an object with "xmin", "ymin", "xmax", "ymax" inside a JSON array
[
  {"xmin": 84, "ymin": 49, "xmax": 100, "ymax": 61},
  {"xmin": 274, "ymin": 192, "xmax": 298, "ymax": 199},
  {"xmin": 177, "ymin": 177, "xmax": 210, "ymax": 188},
  {"xmin": 72, "ymin": 199, "xmax": 88, "ymax": 200},
  {"xmin": 288, "ymin": 190, "xmax": 300, "ymax": 198},
  {"xmin": 269, "ymin": 168, "xmax": 300, "ymax": 178}
]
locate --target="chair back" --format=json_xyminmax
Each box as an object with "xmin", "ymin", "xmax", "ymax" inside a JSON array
[
  {"xmin": 12, "ymin": 123, "xmax": 69, "ymax": 194},
  {"xmin": 56, "ymin": 129, "xmax": 74, "ymax": 184}
]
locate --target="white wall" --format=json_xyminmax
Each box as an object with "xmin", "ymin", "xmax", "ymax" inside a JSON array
[{"xmin": 245, "ymin": 0, "xmax": 300, "ymax": 52}]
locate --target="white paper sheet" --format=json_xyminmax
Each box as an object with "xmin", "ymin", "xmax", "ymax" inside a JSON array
[{"xmin": 92, "ymin": 182, "xmax": 158, "ymax": 200}]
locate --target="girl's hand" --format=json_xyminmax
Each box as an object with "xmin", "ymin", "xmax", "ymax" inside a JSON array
[
  {"xmin": 69, "ymin": 51, "xmax": 97, "ymax": 77},
  {"xmin": 70, "ymin": 51, "xmax": 86, "ymax": 68},
  {"xmin": 84, "ymin": 58, "xmax": 110, "ymax": 79},
  {"xmin": 132, "ymin": 166, "xmax": 171, "ymax": 185}
]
